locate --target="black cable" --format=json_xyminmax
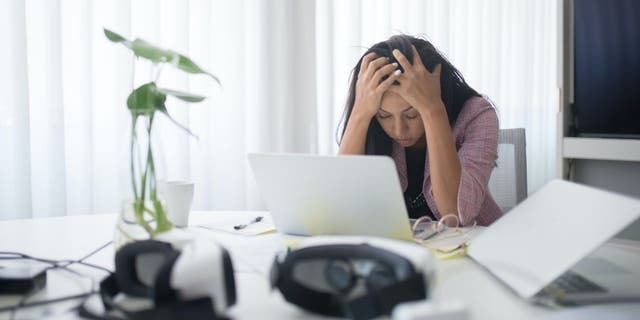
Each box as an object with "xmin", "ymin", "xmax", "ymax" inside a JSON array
[
  {"xmin": 0, "ymin": 256, "xmax": 109, "ymax": 282},
  {"xmin": 0, "ymin": 241, "xmax": 113, "ymax": 274},
  {"xmin": 59, "ymin": 241, "xmax": 115, "ymax": 274},
  {"xmin": 0, "ymin": 253, "xmax": 65, "ymax": 265},
  {"xmin": 0, "ymin": 241, "xmax": 113, "ymax": 318}
]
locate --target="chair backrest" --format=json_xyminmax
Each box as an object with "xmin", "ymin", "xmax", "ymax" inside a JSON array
[{"xmin": 488, "ymin": 128, "xmax": 527, "ymax": 212}]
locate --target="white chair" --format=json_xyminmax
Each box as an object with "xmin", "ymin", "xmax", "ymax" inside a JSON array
[{"xmin": 488, "ymin": 128, "xmax": 527, "ymax": 213}]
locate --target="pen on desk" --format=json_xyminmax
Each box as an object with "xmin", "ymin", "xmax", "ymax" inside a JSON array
[{"xmin": 233, "ymin": 216, "xmax": 263, "ymax": 230}]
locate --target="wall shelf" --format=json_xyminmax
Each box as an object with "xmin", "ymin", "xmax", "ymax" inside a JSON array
[{"xmin": 563, "ymin": 138, "xmax": 640, "ymax": 162}]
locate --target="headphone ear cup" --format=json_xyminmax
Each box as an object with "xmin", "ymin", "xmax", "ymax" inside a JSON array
[
  {"xmin": 152, "ymin": 249, "xmax": 181, "ymax": 304},
  {"xmin": 114, "ymin": 240, "xmax": 175, "ymax": 297},
  {"xmin": 221, "ymin": 248, "xmax": 237, "ymax": 307},
  {"xmin": 269, "ymin": 257, "xmax": 281, "ymax": 289}
]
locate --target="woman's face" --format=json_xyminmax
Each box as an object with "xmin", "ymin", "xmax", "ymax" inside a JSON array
[{"xmin": 376, "ymin": 91, "xmax": 426, "ymax": 149}]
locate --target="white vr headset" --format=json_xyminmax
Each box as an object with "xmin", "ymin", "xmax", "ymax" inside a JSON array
[{"xmin": 89, "ymin": 236, "xmax": 236, "ymax": 320}]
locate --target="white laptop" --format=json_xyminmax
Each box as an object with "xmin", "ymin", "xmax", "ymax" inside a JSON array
[
  {"xmin": 468, "ymin": 179, "xmax": 640, "ymax": 304},
  {"xmin": 247, "ymin": 153, "xmax": 414, "ymax": 241}
]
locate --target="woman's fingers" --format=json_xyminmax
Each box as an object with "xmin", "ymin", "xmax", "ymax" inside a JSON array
[
  {"xmin": 392, "ymin": 49, "xmax": 412, "ymax": 72},
  {"xmin": 431, "ymin": 63, "xmax": 442, "ymax": 76},
  {"xmin": 364, "ymin": 56, "xmax": 390, "ymax": 79},
  {"xmin": 372, "ymin": 62, "xmax": 398, "ymax": 83},
  {"xmin": 411, "ymin": 45, "xmax": 424, "ymax": 68},
  {"xmin": 377, "ymin": 69, "xmax": 402, "ymax": 93},
  {"xmin": 359, "ymin": 52, "xmax": 377, "ymax": 78}
]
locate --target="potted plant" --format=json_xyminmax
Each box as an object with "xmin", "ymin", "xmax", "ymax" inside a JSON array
[{"xmin": 104, "ymin": 28, "xmax": 219, "ymax": 245}]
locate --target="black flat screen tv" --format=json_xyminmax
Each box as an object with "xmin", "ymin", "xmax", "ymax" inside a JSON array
[{"xmin": 574, "ymin": 0, "xmax": 640, "ymax": 138}]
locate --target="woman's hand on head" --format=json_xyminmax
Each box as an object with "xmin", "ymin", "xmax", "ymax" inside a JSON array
[
  {"xmin": 389, "ymin": 46, "xmax": 444, "ymax": 115},
  {"xmin": 352, "ymin": 52, "xmax": 402, "ymax": 120}
]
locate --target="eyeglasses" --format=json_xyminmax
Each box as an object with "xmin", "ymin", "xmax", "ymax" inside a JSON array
[{"xmin": 411, "ymin": 214, "xmax": 476, "ymax": 256}]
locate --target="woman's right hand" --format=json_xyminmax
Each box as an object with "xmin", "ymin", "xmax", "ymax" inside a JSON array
[{"xmin": 352, "ymin": 52, "xmax": 401, "ymax": 119}]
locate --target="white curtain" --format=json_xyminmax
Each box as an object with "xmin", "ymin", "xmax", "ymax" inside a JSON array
[{"xmin": 0, "ymin": 0, "xmax": 557, "ymax": 219}]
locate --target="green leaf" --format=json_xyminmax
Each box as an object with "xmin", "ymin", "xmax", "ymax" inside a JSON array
[
  {"xmin": 127, "ymin": 82, "xmax": 199, "ymax": 139},
  {"xmin": 130, "ymin": 39, "xmax": 175, "ymax": 63},
  {"xmin": 104, "ymin": 28, "xmax": 128, "ymax": 43},
  {"xmin": 103, "ymin": 29, "xmax": 173, "ymax": 64},
  {"xmin": 127, "ymin": 82, "xmax": 166, "ymax": 116},
  {"xmin": 157, "ymin": 88, "xmax": 206, "ymax": 102},
  {"xmin": 175, "ymin": 55, "xmax": 221, "ymax": 84},
  {"xmin": 104, "ymin": 28, "xmax": 220, "ymax": 84}
]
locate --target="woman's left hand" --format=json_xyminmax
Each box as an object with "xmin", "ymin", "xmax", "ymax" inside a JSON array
[{"xmin": 389, "ymin": 45, "xmax": 444, "ymax": 115}]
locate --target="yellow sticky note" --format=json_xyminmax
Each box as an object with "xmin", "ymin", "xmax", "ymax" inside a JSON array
[
  {"xmin": 426, "ymin": 243, "xmax": 469, "ymax": 260},
  {"xmin": 237, "ymin": 226, "xmax": 277, "ymax": 236}
]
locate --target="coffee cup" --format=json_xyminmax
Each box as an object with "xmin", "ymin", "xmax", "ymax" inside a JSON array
[{"xmin": 157, "ymin": 180, "xmax": 194, "ymax": 228}]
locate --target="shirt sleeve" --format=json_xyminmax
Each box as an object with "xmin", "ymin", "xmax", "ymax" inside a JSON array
[{"xmin": 455, "ymin": 106, "xmax": 499, "ymax": 226}]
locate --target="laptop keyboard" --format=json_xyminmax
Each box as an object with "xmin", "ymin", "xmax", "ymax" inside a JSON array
[{"xmin": 547, "ymin": 270, "xmax": 607, "ymax": 294}]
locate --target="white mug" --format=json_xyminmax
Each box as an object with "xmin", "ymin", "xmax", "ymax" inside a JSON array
[{"xmin": 157, "ymin": 180, "xmax": 194, "ymax": 228}]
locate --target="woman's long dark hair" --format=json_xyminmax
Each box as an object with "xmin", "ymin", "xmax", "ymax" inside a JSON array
[{"xmin": 337, "ymin": 35, "xmax": 480, "ymax": 155}]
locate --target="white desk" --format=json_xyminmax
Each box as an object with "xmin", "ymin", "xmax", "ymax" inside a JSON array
[{"xmin": 0, "ymin": 212, "xmax": 637, "ymax": 319}]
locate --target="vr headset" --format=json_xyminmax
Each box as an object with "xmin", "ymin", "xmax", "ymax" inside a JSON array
[
  {"xmin": 91, "ymin": 237, "xmax": 236, "ymax": 320},
  {"xmin": 270, "ymin": 236, "xmax": 435, "ymax": 320}
]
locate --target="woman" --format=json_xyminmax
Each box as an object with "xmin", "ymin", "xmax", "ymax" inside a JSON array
[{"xmin": 338, "ymin": 35, "xmax": 502, "ymax": 226}]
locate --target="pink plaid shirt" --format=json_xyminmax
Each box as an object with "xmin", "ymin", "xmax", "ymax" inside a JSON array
[{"xmin": 391, "ymin": 96, "xmax": 503, "ymax": 226}]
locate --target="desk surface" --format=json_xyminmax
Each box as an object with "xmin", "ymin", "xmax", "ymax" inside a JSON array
[{"xmin": 0, "ymin": 212, "xmax": 636, "ymax": 319}]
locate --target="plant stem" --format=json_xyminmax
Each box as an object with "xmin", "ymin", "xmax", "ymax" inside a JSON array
[
  {"xmin": 153, "ymin": 199, "xmax": 172, "ymax": 232},
  {"xmin": 130, "ymin": 115, "xmax": 139, "ymax": 200},
  {"xmin": 148, "ymin": 132, "xmax": 157, "ymax": 200},
  {"xmin": 128, "ymin": 63, "xmax": 175, "ymax": 236},
  {"xmin": 155, "ymin": 63, "xmax": 165, "ymax": 83},
  {"xmin": 139, "ymin": 116, "xmax": 152, "ymax": 205},
  {"xmin": 142, "ymin": 113, "xmax": 172, "ymax": 234},
  {"xmin": 132, "ymin": 114, "xmax": 158, "ymax": 235},
  {"xmin": 134, "ymin": 200, "xmax": 153, "ymax": 234},
  {"xmin": 146, "ymin": 113, "xmax": 172, "ymax": 233}
]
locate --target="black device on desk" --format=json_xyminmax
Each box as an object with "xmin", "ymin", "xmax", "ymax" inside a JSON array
[{"xmin": 0, "ymin": 262, "xmax": 47, "ymax": 294}]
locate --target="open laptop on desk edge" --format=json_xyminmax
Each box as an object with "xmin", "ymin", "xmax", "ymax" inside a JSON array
[
  {"xmin": 247, "ymin": 153, "xmax": 414, "ymax": 241},
  {"xmin": 467, "ymin": 179, "xmax": 640, "ymax": 304}
]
